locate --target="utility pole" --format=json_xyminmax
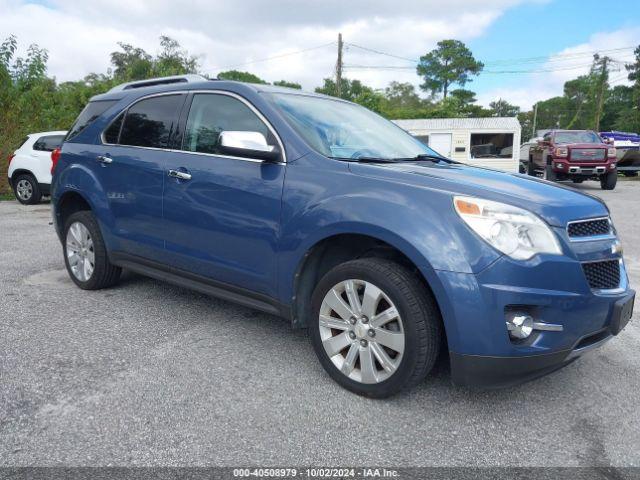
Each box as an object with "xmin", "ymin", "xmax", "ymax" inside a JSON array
[
  {"xmin": 593, "ymin": 56, "xmax": 609, "ymax": 132},
  {"xmin": 531, "ymin": 102, "xmax": 538, "ymax": 140},
  {"xmin": 335, "ymin": 33, "xmax": 343, "ymax": 98}
]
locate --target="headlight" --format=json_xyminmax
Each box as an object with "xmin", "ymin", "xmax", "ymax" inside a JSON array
[{"xmin": 453, "ymin": 196, "xmax": 562, "ymax": 260}]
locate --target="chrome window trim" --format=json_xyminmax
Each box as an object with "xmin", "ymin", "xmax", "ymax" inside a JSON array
[
  {"xmin": 566, "ymin": 216, "xmax": 615, "ymax": 242},
  {"xmin": 100, "ymin": 89, "xmax": 286, "ymax": 165}
]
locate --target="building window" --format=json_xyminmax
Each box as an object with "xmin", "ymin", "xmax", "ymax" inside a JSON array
[
  {"xmin": 470, "ymin": 133, "xmax": 514, "ymax": 159},
  {"xmin": 415, "ymin": 135, "xmax": 429, "ymax": 147}
]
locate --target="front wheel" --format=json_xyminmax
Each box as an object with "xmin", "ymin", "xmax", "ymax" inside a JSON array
[
  {"xmin": 63, "ymin": 211, "xmax": 121, "ymax": 290},
  {"xmin": 600, "ymin": 169, "xmax": 617, "ymax": 190},
  {"xmin": 309, "ymin": 258, "xmax": 442, "ymax": 398}
]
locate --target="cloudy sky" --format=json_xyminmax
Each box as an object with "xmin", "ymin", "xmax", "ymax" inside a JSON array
[{"xmin": 1, "ymin": 0, "xmax": 638, "ymax": 109}]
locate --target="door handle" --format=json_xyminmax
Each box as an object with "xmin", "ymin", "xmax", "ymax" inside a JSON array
[
  {"xmin": 168, "ymin": 169, "xmax": 192, "ymax": 181},
  {"xmin": 97, "ymin": 155, "xmax": 113, "ymax": 164}
]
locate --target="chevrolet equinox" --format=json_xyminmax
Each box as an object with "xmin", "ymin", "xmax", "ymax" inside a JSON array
[{"xmin": 51, "ymin": 75, "xmax": 635, "ymax": 397}]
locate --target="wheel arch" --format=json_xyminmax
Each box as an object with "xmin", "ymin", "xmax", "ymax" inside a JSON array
[
  {"xmin": 54, "ymin": 190, "xmax": 95, "ymax": 239},
  {"xmin": 289, "ymin": 230, "xmax": 450, "ymax": 352}
]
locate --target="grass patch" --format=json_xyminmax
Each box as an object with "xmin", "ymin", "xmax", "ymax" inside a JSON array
[{"xmin": 0, "ymin": 192, "xmax": 15, "ymax": 201}]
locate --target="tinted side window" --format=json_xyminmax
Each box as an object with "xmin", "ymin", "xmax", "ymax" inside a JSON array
[
  {"xmin": 33, "ymin": 135, "xmax": 64, "ymax": 152},
  {"xmin": 120, "ymin": 95, "xmax": 184, "ymax": 149},
  {"xmin": 66, "ymin": 100, "xmax": 117, "ymax": 140},
  {"xmin": 104, "ymin": 113, "xmax": 124, "ymax": 144},
  {"xmin": 183, "ymin": 94, "xmax": 270, "ymax": 155}
]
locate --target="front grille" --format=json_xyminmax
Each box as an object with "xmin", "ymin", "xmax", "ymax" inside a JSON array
[
  {"xmin": 567, "ymin": 218, "xmax": 611, "ymax": 238},
  {"xmin": 570, "ymin": 148, "xmax": 606, "ymax": 161},
  {"xmin": 582, "ymin": 260, "xmax": 620, "ymax": 290}
]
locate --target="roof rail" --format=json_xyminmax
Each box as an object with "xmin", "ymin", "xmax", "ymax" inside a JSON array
[{"xmin": 107, "ymin": 74, "xmax": 208, "ymax": 93}]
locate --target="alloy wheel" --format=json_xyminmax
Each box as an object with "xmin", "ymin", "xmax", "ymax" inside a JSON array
[
  {"xmin": 16, "ymin": 179, "xmax": 33, "ymax": 201},
  {"xmin": 66, "ymin": 222, "xmax": 95, "ymax": 282},
  {"xmin": 319, "ymin": 279, "xmax": 405, "ymax": 384}
]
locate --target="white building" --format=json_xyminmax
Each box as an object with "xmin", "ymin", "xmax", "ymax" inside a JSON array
[{"xmin": 393, "ymin": 117, "xmax": 522, "ymax": 172}]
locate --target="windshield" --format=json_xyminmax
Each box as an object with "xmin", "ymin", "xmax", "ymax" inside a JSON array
[
  {"xmin": 554, "ymin": 131, "xmax": 602, "ymax": 144},
  {"xmin": 267, "ymin": 93, "xmax": 441, "ymax": 160}
]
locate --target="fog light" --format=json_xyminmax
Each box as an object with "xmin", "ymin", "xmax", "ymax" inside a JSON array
[{"xmin": 506, "ymin": 314, "xmax": 534, "ymax": 339}]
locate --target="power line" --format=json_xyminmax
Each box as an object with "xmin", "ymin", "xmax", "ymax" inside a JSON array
[
  {"xmin": 211, "ymin": 42, "xmax": 335, "ymax": 71},
  {"xmin": 345, "ymin": 42, "xmax": 418, "ymax": 63}
]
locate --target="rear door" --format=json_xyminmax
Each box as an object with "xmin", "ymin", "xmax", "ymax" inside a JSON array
[
  {"xmin": 161, "ymin": 91, "xmax": 285, "ymax": 298},
  {"xmin": 95, "ymin": 93, "xmax": 186, "ymax": 261},
  {"xmin": 32, "ymin": 134, "xmax": 64, "ymax": 183}
]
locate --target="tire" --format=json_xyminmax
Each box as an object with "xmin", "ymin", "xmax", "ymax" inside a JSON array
[
  {"xmin": 63, "ymin": 211, "xmax": 121, "ymax": 290},
  {"xmin": 572, "ymin": 178, "xmax": 584, "ymax": 184},
  {"xmin": 600, "ymin": 169, "xmax": 617, "ymax": 190},
  {"xmin": 309, "ymin": 258, "xmax": 442, "ymax": 398},
  {"xmin": 622, "ymin": 171, "xmax": 638, "ymax": 177},
  {"xmin": 527, "ymin": 156, "xmax": 536, "ymax": 176},
  {"xmin": 12, "ymin": 174, "xmax": 41, "ymax": 205},
  {"xmin": 543, "ymin": 164, "xmax": 556, "ymax": 182}
]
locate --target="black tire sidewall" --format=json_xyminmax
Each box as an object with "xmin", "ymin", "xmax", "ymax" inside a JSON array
[
  {"xmin": 13, "ymin": 174, "xmax": 41, "ymax": 205},
  {"xmin": 600, "ymin": 170, "xmax": 617, "ymax": 190},
  {"xmin": 309, "ymin": 259, "xmax": 437, "ymax": 398}
]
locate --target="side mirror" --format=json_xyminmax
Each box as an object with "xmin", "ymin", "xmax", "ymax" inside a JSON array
[{"xmin": 218, "ymin": 131, "xmax": 281, "ymax": 162}]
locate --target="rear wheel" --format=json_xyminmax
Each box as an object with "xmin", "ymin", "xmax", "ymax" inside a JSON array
[
  {"xmin": 622, "ymin": 171, "xmax": 638, "ymax": 177},
  {"xmin": 572, "ymin": 178, "xmax": 584, "ymax": 184},
  {"xmin": 309, "ymin": 258, "xmax": 441, "ymax": 398},
  {"xmin": 63, "ymin": 211, "xmax": 121, "ymax": 290},
  {"xmin": 600, "ymin": 169, "xmax": 617, "ymax": 190},
  {"xmin": 13, "ymin": 174, "xmax": 41, "ymax": 205}
]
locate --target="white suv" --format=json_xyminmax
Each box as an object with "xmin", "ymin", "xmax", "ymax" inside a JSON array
[{"xmin": 7, "ymin": 131, "xmax": 66, "ymax": 204}]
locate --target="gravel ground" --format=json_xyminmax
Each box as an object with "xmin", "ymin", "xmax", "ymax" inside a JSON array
[{"xmin": 0, "ymin": 180, "xmax": 638, "ymax": 468}]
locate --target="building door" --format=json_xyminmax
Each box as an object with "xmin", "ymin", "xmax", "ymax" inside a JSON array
[{"xmin": 428, "ymin": 133, "xmax": 452, "ymax": 157}]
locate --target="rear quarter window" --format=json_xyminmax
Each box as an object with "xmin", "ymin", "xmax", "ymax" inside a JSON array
[
  {"xmin": 33, "ymin": 135, "xmax": 65, "ymax": 152},
  {"xmin": 66, "ymin": 100, "xmax": 118, "ymax": 141}
]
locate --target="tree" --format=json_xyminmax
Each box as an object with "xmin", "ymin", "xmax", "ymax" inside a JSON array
[
  {"xmin": 315, "ymin": 77, "xmax": 385, "ymax": 113},
  {"xmin": 417, "ymin": 40, "xmax": 483, "ymax": 98},
  {"xmin": 622, "ymin": 45, "xmax": 640, "ymax": 132},
  {"xmin": 217, "ymin": 70, "xmax": 268, "ymax": 84},
  {"xmin": 273, "ymin": 80, "xmax": 302, "ymax": 89},
  {"xmin": 489, "ymin": 98, "xmax": 520, "ymax": 117},
  {"xmin": 110, "ymin": 42, "xmax": 153, "ymax": 80},
  {"xmin": 154, "ymin": 35, "xmax": 199, "ymax": 77}
]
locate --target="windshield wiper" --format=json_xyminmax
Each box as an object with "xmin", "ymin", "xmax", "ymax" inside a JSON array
[
  {"xmin": 385, "ymin": 154, "xmax": 456, "ymax": 163},
  {"xmin": 331, "ymin": 156, "xmax": 400, "ymax": 163}
]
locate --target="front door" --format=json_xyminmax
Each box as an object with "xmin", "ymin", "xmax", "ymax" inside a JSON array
[{"xmin": 162, "ymin": 92, "xmax": 285, "ymax": 298}]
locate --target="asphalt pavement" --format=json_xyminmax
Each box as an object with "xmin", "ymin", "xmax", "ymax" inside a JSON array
[{"xmin": 0, "ymin": 180, "xmax": 639, "ymax": 467}]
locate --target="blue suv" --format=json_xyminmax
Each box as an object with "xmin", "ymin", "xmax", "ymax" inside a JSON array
[{"xmin": 51, "ymin": 75, "xmax": 635, "ymax": 397}]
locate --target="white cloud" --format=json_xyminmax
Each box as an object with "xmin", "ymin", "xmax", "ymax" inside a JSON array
[
  {"xmin": 0, "ymin": 0, "xmax": 529, "ymax": 89},
  {"xmin": 477, "ymin": 27, "xmax": 640, "ymax": 109}
]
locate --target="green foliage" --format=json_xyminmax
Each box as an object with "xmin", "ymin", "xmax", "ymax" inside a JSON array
[
  {"xmin": 315, "ymin": 77, "xmax": 386, "ymax": 113},
  {"xmin": 417, "ymin": 40, "xmax": 483, "ymax": 98},
  {"xmin": 488, "ymin": 98, "xmax": 520, "ymax": 117},
  {"xmin": 273, "ymin": 80, "xmax": 302, "ymax": 89},
  {"xmin": 218, "ymin": 70, "xmax": 268, "ymax": 84}
]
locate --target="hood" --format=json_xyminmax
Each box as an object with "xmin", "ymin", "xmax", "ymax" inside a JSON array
[{"xmin": 349, "ymin": 161, "xmax": 608, "ymax": 227}]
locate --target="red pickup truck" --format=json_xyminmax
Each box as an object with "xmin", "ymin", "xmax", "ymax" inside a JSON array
[{"xmin": 527, "ymin": 129, "xmax": 618, "ymax": 190}]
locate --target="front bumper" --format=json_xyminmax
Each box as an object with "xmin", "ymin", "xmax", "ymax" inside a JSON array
[
  {"xmin": 550, "ymin": 157, "xmax": 616, "ymax": 175},
  {"xmin": 450, "ymin": 290, "xmax": 634, "ymax": 388},
  {"xmin": 434, "ymin": 234, "xmax": 634, "ymax": 388}
]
